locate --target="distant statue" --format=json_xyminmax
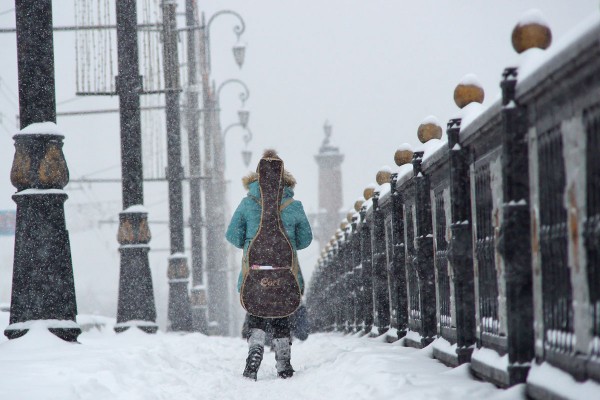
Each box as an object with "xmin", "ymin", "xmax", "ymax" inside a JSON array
[
  {"xmin": 320, "ymin": 120, "xmax": 338, "ymax": 152},
  {"xmin": 322, "ymin": 121, "xmax": 332, "ymax": 146}
]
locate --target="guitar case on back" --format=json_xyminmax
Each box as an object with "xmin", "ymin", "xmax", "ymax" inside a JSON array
[{"xmin": 240, "ymin": 157, "xmax": 302, "ymax": 318}]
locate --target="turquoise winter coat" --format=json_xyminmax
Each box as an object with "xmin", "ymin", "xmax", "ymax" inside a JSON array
[{"xmin": 225, "ymin": 178, "xmax": 313, "ymax": 293}]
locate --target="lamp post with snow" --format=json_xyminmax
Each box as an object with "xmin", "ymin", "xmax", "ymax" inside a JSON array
[
  {"xmin": 113, "ymin": 0, "xmax": 158, "ymax": 334},
  {"xmin": 163, "ymin": 0, "xmax": 192, "ymax": 332},
  {"xmin": 5, "ymin": 0, "xmax": 81, "ymax": 342},
  {"xmin": 198, "ymin": 9, "xmax": 247, "ymax": 335},
  {"xmin": 204, "ymin": 77, "xmax": 252, "ymax": 335}
]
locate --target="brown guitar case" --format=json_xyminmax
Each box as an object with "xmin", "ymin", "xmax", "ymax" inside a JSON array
[{"xmin": 240, "ymin": 157, "xmax": 301, "ymax": 318}]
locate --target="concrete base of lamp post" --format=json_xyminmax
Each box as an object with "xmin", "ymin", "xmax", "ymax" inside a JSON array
[
  {"xmin": 191, "ymin": 285, "xmax": 209, "ymax": 334},
  {"xmin": 115, "ymin": 209, "xmax": 158, "ymax": 334},
  {"xmin": 167, "ymin": 254, "xmax": 193, "ymax": 332},
  {"xmin": 6, "ymin": 130, "xmax": 81, "ymax": 343},
  {"xmin": 115, "ymin": 247, "xmax": 158, "ymax": 334}
]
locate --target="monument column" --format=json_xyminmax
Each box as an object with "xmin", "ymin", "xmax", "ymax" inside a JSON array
[{"xmin": 314, "ymin": 121, "xmax": 344, "ymax": 245}]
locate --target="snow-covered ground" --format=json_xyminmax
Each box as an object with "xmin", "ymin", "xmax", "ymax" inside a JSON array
[{"xmin": 0, "ymin": 314, "xmax": 522, "ymax": 400}]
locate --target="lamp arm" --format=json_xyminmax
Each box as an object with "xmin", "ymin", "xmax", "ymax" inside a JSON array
[
  {"xmin": 222, "ymin": 122, "xmax": 243, "ymax": 139},
  {"xmin": 216, "ymin": 79, "xmax": 250, "ymax": 107},
  {"xmin": 223, "ymin": 123, "xmax": 252, "ymax": 145},
  {"xmin": 206, "ymin": 10, "xmax": 246, "ymax": 71}
]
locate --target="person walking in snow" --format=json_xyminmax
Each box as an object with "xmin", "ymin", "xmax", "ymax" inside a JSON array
[{"xmin": 226, "ymin": 149, "xmax": 312, "ymax": 380}]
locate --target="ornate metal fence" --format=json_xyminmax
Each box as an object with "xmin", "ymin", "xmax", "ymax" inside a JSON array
[
  {"xmin": 306, "ymin": 14, "xmax": 600, "ymax": 398},
  {"xmin": 434, "ymin": 188, "xmax": 451, "ymax": 330},
  {"xmin": 585, "ymin": 104, "xmax": 600, "ymax": 359}
]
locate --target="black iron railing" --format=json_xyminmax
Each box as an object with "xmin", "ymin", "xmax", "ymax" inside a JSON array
[
  {"xmin": 538, "ymin": 125, "xmax": 574, "ymax": 354},
  {"xmin": 305, "ymin": 17, "xmax": 600, "ymax": 395},
  {"xmin": 434, "ymin": 189, "xmax": 451, "ymax": 329},
  {"xmin": 585, "ymin": 104, "xmax": 600, "ymax": 356},
  {"xmin": 474, "ymin": 163, "xmax": 499, "ymax": 336}
]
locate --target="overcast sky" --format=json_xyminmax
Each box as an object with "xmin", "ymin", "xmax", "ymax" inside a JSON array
[{"xmin": 0, "ymin": 0, "xmax": 598, "ymax": 320}]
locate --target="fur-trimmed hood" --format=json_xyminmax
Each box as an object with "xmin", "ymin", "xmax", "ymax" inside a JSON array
[{"xmin": 242, "ymin": 170, "xmax": 297, "ymax": 191}]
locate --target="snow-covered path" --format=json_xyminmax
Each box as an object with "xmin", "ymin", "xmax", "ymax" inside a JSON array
[{"xmin": 0, "ymin": 322, "xmax": 523, "ymax": 400}]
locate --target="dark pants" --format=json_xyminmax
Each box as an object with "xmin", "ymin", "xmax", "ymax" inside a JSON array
[{"xmin": 246, "ymin": 314, "xmax": 290, "ymax": 339}]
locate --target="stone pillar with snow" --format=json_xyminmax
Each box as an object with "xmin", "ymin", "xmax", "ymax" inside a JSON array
[{"xmin": 314, "ymin": 121, "xmax": 344, "ymax": 245}]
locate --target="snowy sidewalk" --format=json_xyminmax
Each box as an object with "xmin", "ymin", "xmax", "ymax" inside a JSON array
[{"xmin": 0, "ymin": 322, "xmax": 523, "ymax": 400}]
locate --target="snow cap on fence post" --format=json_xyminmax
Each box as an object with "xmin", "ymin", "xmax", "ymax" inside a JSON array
[
  {"xmin": 340, "ymin": 221, "xmax": 350, "ymax": 239},
  {"xmin": 395, "ymin": 143, "xmax": 414, "ymax": 166},
  {"xmin": 417, "ymin": 116, "xmax": 443, "ymax": 143},
  {"xmin": 376, "ymin": 166, "xmax": 393, "ymax": 185},
  {"xmin": 454, "ymin": 74, "xmax": 485, "ymax": 109},
  {"xmin": 347, "ymin": 209, "xmax": 356, "ymax": 223},
  {"xmin": 354, "ymin": 197, "xmax": 365, "ymax": 212},
  {"xmin": 511, "ymin": 9, "xmax": 552, "ymax": 54},
  {"xmin": 364, "ymin": 183, "xmax": 376, "ymax": 201}
]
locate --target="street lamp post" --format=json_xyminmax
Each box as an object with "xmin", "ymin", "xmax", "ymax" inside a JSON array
[
  {"xmin": 6, "ymin": 0, "xmax": 81, "ymax": 342},
  {"xmin": 211, "ymin": 90, "xmax": 253, "ymax": 337},
  {"xmin": 114, "ymin": 0, "xmax": 157, "ymax": 334},
  {"xmin": 210, "ymin": 78, "xmax": 252, "ymax": 336},
  {"xmin": 162, "ymin": 0, "xmax": 192, "ymax": 332},
  {"xmin": 184, "ymin": 0, "xmax": 208, "ymax": 334},
  {"xmin": 198, "ymin": 10, "xmax": 246, "ymax": 336}
]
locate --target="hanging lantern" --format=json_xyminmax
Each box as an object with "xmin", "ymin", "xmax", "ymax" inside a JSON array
[
  {"xmin": 238, "ymin": 110, "xmax": 250, "ymax": 128},
  {"xmin": 233, "ymin": 43, "xmax": 246, "ymax": 68},
  {"xmin": 241, "ymin": 149, "xmax": 252, "ymax": 167}
]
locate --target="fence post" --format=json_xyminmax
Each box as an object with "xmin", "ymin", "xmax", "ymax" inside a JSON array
[
  {"xmin": 307, "ymin": 260, "xmax": 320, "ymax": 331},
  {"xmin": 350, "ymin": 215, "xmax": 360, "ymax": 332},
  {"xmin": 325, "ymin": 245, "xmax": 335, "ymax": 332},
  {"xmin": 372, "ymin": 192, "xmax": 391, "ymax": 335},
  {"xmin": 390, "ymin": 172, "xmax": 408, "ymax": 339},
  {"xmin": 316, "ymin": 259, "xmax": 326, "ymax": 332},
  {"xmin": 359, "ymin": 205, "xmax": 374, "ymax": 333},
  {"xmin": 447, "ymin": 118, "xmax": 476, "ymax": 364},
  {"xmin": 336, "ymin": 229, "xmax": 349, "ymax": 332},
  {"xmin": 498, "ymin": 67, "xmax": 534, "ymax": 384},
  {"xmin": 332, "ymin": 235, "xmax": 342, "ymax": 332},
  {"xmin": 413, "ymin": 151, "xmax": 437, "ymax": 346},
  {"xmin": 342, "ymin": 224, "xmax": 354, "ymax": 332}
]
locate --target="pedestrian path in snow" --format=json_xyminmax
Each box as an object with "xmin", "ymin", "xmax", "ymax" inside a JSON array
[{"xmin": 0, "ymin": 321, "xmax": 523, "ymax": 400}]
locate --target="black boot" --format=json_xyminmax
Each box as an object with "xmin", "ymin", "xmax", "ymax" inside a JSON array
[
  {"xmin": 243, "ymin": 329, "xmax": 265, "ymax": 380},
  {"xmin": 273, "ymin": 337, "xmax": 294, "ymax": 378}
]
